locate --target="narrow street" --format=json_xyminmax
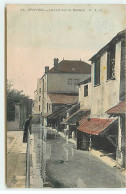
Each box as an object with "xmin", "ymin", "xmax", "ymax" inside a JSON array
[{"xmin": 30, "ymin": 124, "xmax": 126, "ymax": 188}]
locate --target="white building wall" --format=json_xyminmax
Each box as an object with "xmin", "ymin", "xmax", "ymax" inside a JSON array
[
  {"xmin": 79, "ymin": 82, "xmax": 91, "ymax": 109},
  {"xmin": 48, "ymin": 73, "xmax": 90, "ymax": 94},
  {"xmin": 47, "ymin": 95, "xmax": 53, "ymax": 115},
  {"xmin": 37, "ymin": 78, "xmax": 42, "ymax": 113},
  {"xmin": 32, "ymin": 91, "xmax": 38, "ymax": 114},
  {"xmin": 91, "ymin": 41, "xmax": 121, "ymax": 118},
  {"xmin": 33, "ymin": 78, "xmax": 42, "ymax": 114},
  {"xmin": 43, "ymin": 74, "xmax": 48, "ymax": 114},
  {"xmin": 41, "ymin": 74, "xmax": 48, "ymax": 126}
]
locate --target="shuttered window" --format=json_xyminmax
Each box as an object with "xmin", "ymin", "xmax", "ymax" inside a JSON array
[
  {"xmin": 47, "ymin": 103, "xmax": 48, "ymax": 113},
  {"xmin": 39, "ymin": 105, "xmax": 41, "ymax": 112},
  {"xmin": 107, "ymin": 45, "xmax": 115, "ymax": 80},
  {"xmin": 94, "ymin": 58, "xmax": 100, "ymax": 86},
  {"xmin": 39, "ymin": 96, "xmax": 41, "ymax": 102},
  {"xmin": 84, "ymin": 85, "xmax": 88, "ymax": 97}
]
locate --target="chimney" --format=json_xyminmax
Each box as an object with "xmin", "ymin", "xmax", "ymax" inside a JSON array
[
  {"xmin": 54, "ymin": 58, "xmax": 59, "ymax": 70},
  {"xmin": 45, "ymin": 66, "xmax": 49, "ymax": 74}
]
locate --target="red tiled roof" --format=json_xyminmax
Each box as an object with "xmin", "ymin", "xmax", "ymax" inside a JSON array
[
  {"xmin": 79, "ymin": 115, "xmax": 90, "ymax": 125},
  {"xmin": 78, "ymin": 118, "xmax": 115, "ymax": 135},
  {"xmin": 49, "ymin": 60, "xmax": 91, "ymax": 74},
  {"xmin": 106, "ymin": 101, "xmax": 126, "ymax": 114},
  {"xmin": 48, "ymin": 94, "xmax": 78, "ymax": 104}
]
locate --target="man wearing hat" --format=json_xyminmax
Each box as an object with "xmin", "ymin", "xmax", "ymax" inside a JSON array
[{"xmin": 23, "ymin": 115, "xmax": 33, "ymax": 143}]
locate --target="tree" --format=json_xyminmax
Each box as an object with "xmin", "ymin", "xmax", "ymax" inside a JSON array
[{"xmin": 7, "ymin": 80, "xmax": 32, "ymax": 125}]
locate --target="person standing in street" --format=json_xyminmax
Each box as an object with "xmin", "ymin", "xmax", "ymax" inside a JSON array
[{"xmin": 23, "ymin": 115, "xmax": 33, "ymax": 143}]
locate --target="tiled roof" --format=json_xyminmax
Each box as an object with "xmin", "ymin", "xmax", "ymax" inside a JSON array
[
  {"xmin": 78, "ymin": 118, "xmax": 116, "ymax": 135},
  {"xmin": 61, "ymin": 109, "xmax": 90, "ymax": 125},
  {"xmin": 49, "ymin": 60, "xmax": 91, "ymax": 74},
  {"xmin": 48, "ymin": 94, "xmax": 78, "ymax": 104},
  {"xmin": 79, "ymin": 115, "xmax": 90, "ymax": 125},
  {"xmin": 106, "ymin": 101, "xmax": 126, "ymax": 114}
]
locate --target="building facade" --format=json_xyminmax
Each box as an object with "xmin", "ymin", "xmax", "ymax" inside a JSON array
[
  {"xmin": 78, "ymin": 77, "xmax": 91, "ymax": 110},
  {"xmin": 33, "ymin": 78, "xmax": 42, "ymax": 114},
  {"xmin": 77, "ymin": 30, "xmax": 126, "ymax": 168},
  {"xmin": 40, "ymin": 58, "xmax": 91, "ymax": 126},
  {"xmin": 106, "ymin": 101, "xmax": 126, "ymax": 168}
]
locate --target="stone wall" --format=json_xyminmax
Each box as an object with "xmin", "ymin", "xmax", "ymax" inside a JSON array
[
  {"xmin": 7, "ymin": 99, "xmax": 33, "ymax": 131},
  {"xmin": 7, "ymin": 104, "xmax": 21, "ymax": 131}
]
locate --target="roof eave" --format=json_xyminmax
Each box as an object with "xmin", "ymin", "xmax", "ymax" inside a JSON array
[
  {"xmin": 106, "ymin": 112, "xmax": 126, "ymax": 115},
  {"xmin": 89, "ymin": 29, "xmax": 126, "ymax": 62}
]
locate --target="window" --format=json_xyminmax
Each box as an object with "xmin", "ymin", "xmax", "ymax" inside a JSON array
[
  {"xmin": 39, "ymin": 105, "xmax": 41, "ymax": 112},
  {"xmin": 39, "ymin": 96, "xmax": 41, "ymax": 102},
  {"xmin": 67, "ymin": 78, "xmax": 72, "ymax": 85},
  {"xmin": 107, "ymin": 45, "xmax": 115, "ymax": 80},
  {"xmin": 47, "ymin": 103, "xmax": 48, "ymax": 112},
  {"xmin": 94, "ymin": 58, "xmax": 100, "ymax": 86},
  {"xmin": 39, "ymin": 88, "xmax": 41, "ymax": 93},
  {"xmin": 84, "ymin": 85, "xmax": 88, "ymax": 97},
  {"xmin": 42, "ymin": 79, "xmax": 44, "ymax": 98},
  {"xmin": 74, "ymin": 79, "xmax": 80, "ymax": 85}
]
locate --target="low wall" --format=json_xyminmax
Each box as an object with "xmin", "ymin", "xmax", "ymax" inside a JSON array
[{"xmin": 7, "ymin": 120, "xmax": 20, "ymax": 131}]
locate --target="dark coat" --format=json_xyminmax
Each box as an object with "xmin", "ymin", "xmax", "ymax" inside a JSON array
[{"xmin": 23, "ymin": 119, "xmax": 31, "ymax": 143}]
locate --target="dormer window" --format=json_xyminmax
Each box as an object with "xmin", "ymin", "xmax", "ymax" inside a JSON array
[{"xmin": 107, "ymin": 45, "xmax": 115, "ymax": 80}]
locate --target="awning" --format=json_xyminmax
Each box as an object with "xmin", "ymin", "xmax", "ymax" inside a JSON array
[
  {"xmin": 48, "ymin": 107, "xmax": 67, "ymax": 120},
  {"xmin": 61, "ymin": 109, "xmax": 90, "ymax": 125},
  {"xmin": 42, "ymin": 113, "xmax": 52, "ymax": 117},
  {"xmin": 106, "ymin": 101, "xmax": 126, "ymax": 115},
  {"xmin": 48, "ymin": 94, "xmax": 78, "ymax": 105},
  {"xmin": 68, "ymin": 103, "xmax": 80, "ymax": 116},
  {"xmin": 78, "ymin": 118, "xmax": 117, "ymax": 135}
]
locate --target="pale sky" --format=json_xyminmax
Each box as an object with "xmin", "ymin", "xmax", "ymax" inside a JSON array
[{"xmin": 7, "ymin": 4, "xmax": 126, "ymax": 99}]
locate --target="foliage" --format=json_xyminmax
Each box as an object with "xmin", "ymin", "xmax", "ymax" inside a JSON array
[{"xmin": 7, "ymin": 80, "xmax": 32, "ymax": 123}]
